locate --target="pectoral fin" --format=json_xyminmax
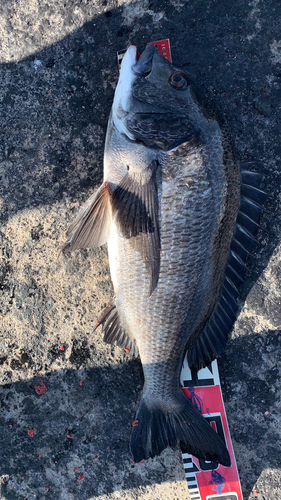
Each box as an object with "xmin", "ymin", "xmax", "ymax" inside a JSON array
[
  {"xmin": 62, "ymin": 182, "xmax": 111, "ymax": 252},
  {"xmin": 111, "ymin": 161, "xmax": 160, "ymax": 294}
]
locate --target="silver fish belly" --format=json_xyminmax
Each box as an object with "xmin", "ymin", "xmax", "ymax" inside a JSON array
[{"xmin": 63, "ymin": 44, "xmax": 265, "ymax": 466}]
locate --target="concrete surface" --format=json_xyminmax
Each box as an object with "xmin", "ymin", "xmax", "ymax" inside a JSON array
[{"xmin": 0, "ymin": 0, "xmax": 280, "ymax": 499}]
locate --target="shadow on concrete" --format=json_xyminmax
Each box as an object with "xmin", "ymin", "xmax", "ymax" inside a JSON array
[{"xmin": 0, "ymin": 330, "xmax": 280, "ymax": 499}]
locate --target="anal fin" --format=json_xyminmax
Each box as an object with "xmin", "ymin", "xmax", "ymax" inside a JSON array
[{"xmin": 93, "ymin": 299, "xmax": 138, "ymax": 357}]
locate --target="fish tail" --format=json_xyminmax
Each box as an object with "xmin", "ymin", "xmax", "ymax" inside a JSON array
[{"xmin": 130, "ymin": 390, "xmax": 230, "ymax": 466}]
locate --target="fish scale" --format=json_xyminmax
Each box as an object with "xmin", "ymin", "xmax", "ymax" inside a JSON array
[
  {"xmin": 63, "ymin": 43, "xmax": 264, "ymax": 467},
  {"xmin": 111, "ymin": 158, "xmax": 215, "ymax": 410}
]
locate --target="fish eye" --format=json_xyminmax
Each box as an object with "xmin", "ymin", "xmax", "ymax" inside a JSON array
[{"xmin": 169, "ymin": 72, "xmax": 188, "ymax": 89}]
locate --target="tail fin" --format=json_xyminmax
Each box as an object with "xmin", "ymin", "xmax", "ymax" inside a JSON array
[{"xmin": 130, "ymin": 390, "xmax": 230, "ymax": 466}]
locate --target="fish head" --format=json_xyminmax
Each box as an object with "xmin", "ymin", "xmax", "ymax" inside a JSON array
[
  {"xmin": 133, "ymin": 44, "xmax": 188, "ymax": 91},
  {"xmin": 113, "ymin": 44, "xmax": 202, "ymax": 150}
]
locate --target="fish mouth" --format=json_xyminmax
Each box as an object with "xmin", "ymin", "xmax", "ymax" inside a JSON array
[{"xmin": 132, "ymin": 44, "xmax": 158, "ymax": 77}]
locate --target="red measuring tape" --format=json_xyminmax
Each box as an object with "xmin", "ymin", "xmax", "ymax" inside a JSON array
[{"xmin": 117, "ymin": 39, "xmax": 172, "ymax": 68}]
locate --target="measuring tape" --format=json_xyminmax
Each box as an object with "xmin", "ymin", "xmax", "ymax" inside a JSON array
[{"xmin": 181, "ymin": 359, "xmax": 243, "ymax": 500}]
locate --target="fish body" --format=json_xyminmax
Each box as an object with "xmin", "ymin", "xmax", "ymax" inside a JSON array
[{"xmin": 63, "ymin": 45, "xmax": 265, "ymax": 466}]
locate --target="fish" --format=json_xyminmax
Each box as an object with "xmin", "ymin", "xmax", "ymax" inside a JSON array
[{"xmin": 63, "ymin": 44, "xmax": 266, "ymax": 466}]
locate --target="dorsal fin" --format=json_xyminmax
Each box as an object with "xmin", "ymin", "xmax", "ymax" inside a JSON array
[
  {"xmin": 92, "ymin": 299, "xmax": 138, "ymax": 357},
  {"xmin": 187, "ymin": 170, "xmax": 266, "ymax": 371}
]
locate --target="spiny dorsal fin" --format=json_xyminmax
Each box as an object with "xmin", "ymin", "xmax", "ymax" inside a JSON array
[
  {"xmin": 111, "ymin": 160, "xmax": 160, "ymax": 295},
  {"xmin": 188, "ymin": 169, "xmax": 266, "ymax": 371},
  {"xmin": 62, "ymin": 182, "xmax": 111, "ymax": 252},
  {"xmin": 92, "ymin": 299, "xmax": 138, "ymax": 357}
]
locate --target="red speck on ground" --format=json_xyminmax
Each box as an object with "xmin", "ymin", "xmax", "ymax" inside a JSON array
[
  {"xmin": 67, "ymin": 434, "xmax": 73, "ymax": 439},
  {"xmin": 124, "ymin": 347, "xmax": 130, "ymax": 353},
  {"xmin": 95, "ymin": 321, "xmax": 100, "ymax": 325},
  {"xmin": 46, "ymin": 487, "xmax": 50, "ymax": 491},
  {"xmin": 3, "ymin": 361, "xmax": 8, "ymax": 365},
  {"xmin": 38, "ymin": 455, "xmax": 42, "ymax": 459},
  {"xmin": 253, "ymin": 492, "xmax": 258, "ymax": 497},
  {"xmin": 141, "ymin": 461, "xmax": 145, "ymax": 465},
  {"xmin": 79, "ymin": 380, "xmax": 83, "ymax": 386},
  {"xmin": 34, "ymin": 380, "xmax": 48, "ymax": 395},
  {"xmin": 28, "ymin": 428, "xmax": 35, "ymax": 437},
  {"xmin": 60, "ymin": 344, "xmax": 65, "ymax": 350},
  {"xmin": 9, "ymin": 424, "xmax": 13, "ymax": 428},
  {"xmin": 78, "ymin": 474, "xmax": 84, "ymax": 481},
  {"xmin": 132, "ymin": 419, "xmax": 138, "ymax": 427},
  {"xmin": 73, "ymin": 467, "xmax": 79, "ymax": 471}
]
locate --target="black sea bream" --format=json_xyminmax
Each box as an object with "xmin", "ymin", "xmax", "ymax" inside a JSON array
[{"xmin": 63, "ymin": 44, "xmax": 265, "ymax": 466}]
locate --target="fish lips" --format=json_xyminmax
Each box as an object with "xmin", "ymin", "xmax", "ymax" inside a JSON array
[
  {"xmin": 132, "ymin": 44, "xmax": 157, "ymax": 76},
  {"xmin": 132, "ymin": 44, "xmax": 172, "ymax": 82}
]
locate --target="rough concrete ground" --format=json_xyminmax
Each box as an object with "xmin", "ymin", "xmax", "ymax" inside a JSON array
[{"xmin": 0, "ymin": 0, "xmax": 280, "ymax": 499}]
